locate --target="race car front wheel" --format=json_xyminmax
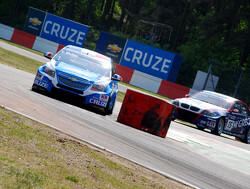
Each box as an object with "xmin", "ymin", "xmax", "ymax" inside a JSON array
[
  {"xmin": 104, "ymin": 98, "xmax": 115, "ymax": 115},
  {"xmin": 212, "ymin": 118, "xmax": 224, "ymax": 135}
]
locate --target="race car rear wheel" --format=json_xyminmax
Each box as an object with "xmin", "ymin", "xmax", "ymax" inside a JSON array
[
  {"xmin": 242, "ymin": 128, "xmax": 250, "ymax": 144},
  {"xmin": 213, "ymin": 118, "xmax": 224, "ymax": 135}
]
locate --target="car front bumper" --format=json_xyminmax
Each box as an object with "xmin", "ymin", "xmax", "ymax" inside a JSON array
[
  {"xmin": 32, "ymin": 67, "xmax": 111, "ymax": 108},
  {"xmin": 174, "ymin": 107, "xmax": 220, "ymax": 130}
]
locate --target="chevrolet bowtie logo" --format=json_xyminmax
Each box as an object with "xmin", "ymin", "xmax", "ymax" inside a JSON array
[
  {"xmin": 29, "ymin": 17, "xmax": 42, "ymax": 26},
  {"xmin": 108, "ymin": 44, "xmax": 122, "ymax": 53},
  {"xmin": 70, "ymin": 77, "xmax": 77, "ymax": 82}
]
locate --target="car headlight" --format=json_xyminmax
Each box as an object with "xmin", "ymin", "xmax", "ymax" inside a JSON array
[
  {"xmin": 44, "ymin": 66, "xmax": 55, "ymax": 77},
  {"xmin": 91, "ymin": 84, "xmax": 106, "ymax": 92},
  {"xmin": 172, "ymin": 100, "xmax": 179, "ymax": 106},
  {"xmin": 201, "ymin": 110, "xmax": 217, "ymax": 117}
]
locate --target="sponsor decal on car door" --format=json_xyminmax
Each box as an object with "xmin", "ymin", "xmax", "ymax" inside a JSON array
[{"xmin": 225, "ymin": 113, "xmax": 249, "ymax": 134}]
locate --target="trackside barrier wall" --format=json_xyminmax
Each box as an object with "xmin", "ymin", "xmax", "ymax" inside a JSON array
[
  {"xmin": 129, "ymin": 70, "xmax": 162, "ymax": 93},
  {"xmin": 0, "ymin": 24, "xmax": 63, "ymax": 54},
  {"xmin": 117, "ymin": 89, "xmax": 175, "ymax": 138},
  {"xmin": 115, "ymin": 64, "xmax": 134, "ymax": 84},
  {"xmin": 0, "ymin": 24, "xmax": 14, "ymax": 41},
  {"xmin": 158, "ymin": 80, "xmax": 190, "ymax": 99},
  {"xmin": 32, "ymin": 37, "xmax": 59, "ymax": 54},
  {"xmin": 10, "ymin": 29, "xmax": 36, "ymax": 49},
  {"xmin": 0, "ymin": 23, "xmax": 191, "ymax": 100}
]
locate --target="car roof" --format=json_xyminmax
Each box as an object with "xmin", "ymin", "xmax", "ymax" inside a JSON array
[
  {"xmin": 64, "ymin": 45, "xmax": 111, "ymax": 62},
  {"xmin": 198, "ymin": 90, "xmax": 238, "ymax": 103}
]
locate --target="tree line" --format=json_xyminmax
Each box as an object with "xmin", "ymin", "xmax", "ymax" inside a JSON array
[{"xmin": 0, "ymin": 0, "xmax": 249, "ymax": 104}]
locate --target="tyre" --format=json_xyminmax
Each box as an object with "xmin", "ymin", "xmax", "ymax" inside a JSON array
[
  {"xmin": 212, "ymin": 118, "xmax": 224, "ymax": 135},
  {"xmin": 197, "ymin": 126, "xmax": 205, "ymax": 131},
  {"xmin": 241, "ymin": 128, "xmax": 250, "ymax": 144},
  {"xmin": 104, "ymin": 97, "xmax": 115, "ymax": 115},
  {"xmin": 31, "ymin": 84, "xmax": 38, "ymax": 92}
]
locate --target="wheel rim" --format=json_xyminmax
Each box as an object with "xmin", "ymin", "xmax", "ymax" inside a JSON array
[{"xmin": 217, "ymin": 119, "xmax": 224, "ymax": 134}]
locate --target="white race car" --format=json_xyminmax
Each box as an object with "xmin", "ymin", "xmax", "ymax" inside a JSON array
[{"xmin": 171, "ymin": 90, "xmax": 250, "ymax": 143}]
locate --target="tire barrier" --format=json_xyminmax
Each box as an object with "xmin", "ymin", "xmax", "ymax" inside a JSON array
[{"xmin": 117, "ymin": 89, "xmax": 175, "ymax": 138}]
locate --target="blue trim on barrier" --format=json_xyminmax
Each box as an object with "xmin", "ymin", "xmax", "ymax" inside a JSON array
[
  {"xmin": 168, "ymin": 54, "xmax": 183, "ymax": 82},
  {"xmin": 95, "ymin": 31, "xmax": 109, "ymax": 53}
]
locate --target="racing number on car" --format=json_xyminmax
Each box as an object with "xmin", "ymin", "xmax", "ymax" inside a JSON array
[{"xmin": 225, "ymin": 120, "xmax": 234, "ymax": 131}]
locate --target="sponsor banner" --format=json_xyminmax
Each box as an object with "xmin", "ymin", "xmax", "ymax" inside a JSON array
[
  {"xmin": 95, "ymin": 32, "xmax": 127, "ymax": 64},
  {"xmin": 104, "ymin": 34, "xmax": 127, "ymax": 64},
  {"xmin": 24, "ymin": 7, "xmax": 46, "ymax": 36},
  {"xmin": 120, "ymin": 40, "xmax": 176, "ymax": 80},
  {"xmin": 40, "ymin": 13, "xmax": 89, "ymax": 47},
  {"xmin": 95, "ymin": 32, "xmax": 109, "ymax": 54}
]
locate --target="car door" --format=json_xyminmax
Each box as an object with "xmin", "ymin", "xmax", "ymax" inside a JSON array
[{"xmin": 224, "ymin": 101, "xmax": 250, "ymax": 137}]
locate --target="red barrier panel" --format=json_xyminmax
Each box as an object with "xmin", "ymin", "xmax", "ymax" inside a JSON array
[
  {"xmin": 115, "ymin": 64, "xmax": 134, "ymax": 84},
  {"xmin": 10, "ymin": 29, "xmax": 36, "ymax": 49},
  {"xmin": 56, "ymin": 44, "xmax": 65, "ymax": 53},
  {"xmin": 117, "ymin": 89, "xmax": 175, "ymax": 138},
  {"xmin": 157, "ymin": 80, "xmax": 190, "ymax": 99}
]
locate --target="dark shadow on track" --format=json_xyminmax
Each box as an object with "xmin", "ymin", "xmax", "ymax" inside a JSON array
[{"xmin": 31, "ymin": 86, "xmax": 107, "ymax": 116}]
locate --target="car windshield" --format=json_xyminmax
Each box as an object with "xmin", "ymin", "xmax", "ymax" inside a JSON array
[
  {"xmin": 191, "ymin": 92, "xmax": 232, "ymax": 109},
  {"xmin": 53, "ymin": 49, "xmax": 112, "ymax": 78}
]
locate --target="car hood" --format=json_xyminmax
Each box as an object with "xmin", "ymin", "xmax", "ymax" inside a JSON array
[
  {"xmin": 51, "ymin": 61, "xmax": 109, "ymax": 83},
  {"xmin": 177, "ymin": 98, "xmax": 227, "ymax": 112}
]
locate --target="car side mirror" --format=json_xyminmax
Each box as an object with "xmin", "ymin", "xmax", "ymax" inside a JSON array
[
  {"xmin": 185, "ymin": 94, "xmax": 190, "ymax": 98},
  {"xmin": 231, "ymin": 109, "xmax": 240, "ymax": 114},
  {"xmin": 112, "ymin": 74, "xmax": 122, "ymax": 81},
  {"xmin": 44, "ymin": 52, "xmax": 53, "ymax": 59}
]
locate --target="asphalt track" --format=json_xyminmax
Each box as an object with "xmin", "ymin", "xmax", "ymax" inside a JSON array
[{"xmin": 1, "ymin": 41, "xmax": 250, "ymax": 189}]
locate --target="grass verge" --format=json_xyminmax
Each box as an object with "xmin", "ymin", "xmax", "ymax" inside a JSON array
[
  {"xmin": 0, "ymin": 47, "xmax": 43, "ymax": 74},
  {"xmin": 0, "ymin": 106, "xmax": 190, "ymax": 188},
  {"xmin": 0, "ymin": 38, "xmax": 43, "ymax": 56}
]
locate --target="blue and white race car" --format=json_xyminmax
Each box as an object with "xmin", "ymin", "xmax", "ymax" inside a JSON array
[
  {"xmin": 32, "ymin": 45, "xmax": 121, "ymax": 115},
  {"xmin": 171, "ymin": 90, "xmax": 250, "ymax": 143}
]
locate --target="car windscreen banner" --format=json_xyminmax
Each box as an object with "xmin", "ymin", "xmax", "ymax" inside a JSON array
[
  {"xmin": 95, "ymin": 32, "xmax": 127, "ymax": 64},
  {"xmin": 40, "ymin": 13, "xmax": 89, "ymax": 47},
  {"xmin": 119, "ymin": 40, "xmax": 177, "ymax": 80},
  {"xmin": 24, "ymin": 7, "xmax": 46, "ymax": 36}
]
